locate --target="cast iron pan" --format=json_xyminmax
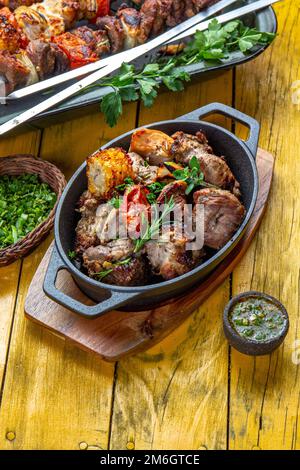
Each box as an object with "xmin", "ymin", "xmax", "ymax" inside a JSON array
[{"xmin": 43, "ymin": 102, "xmax": 260, "ymax": 318}]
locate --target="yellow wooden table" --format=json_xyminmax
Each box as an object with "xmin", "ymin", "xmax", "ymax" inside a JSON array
[{"xmin": 0, "ymin": 1, "xmax": 299, "ymax": 450}]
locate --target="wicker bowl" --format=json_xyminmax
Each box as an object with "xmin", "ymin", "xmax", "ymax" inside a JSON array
[{"xmin": 0, "ymin": 154, "xmax": 66, "ymax": 267}]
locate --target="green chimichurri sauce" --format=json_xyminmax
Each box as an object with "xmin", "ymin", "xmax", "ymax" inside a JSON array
[{"xmin": 229, "ymin": 297, "xmax": 287, "ymax": 342}]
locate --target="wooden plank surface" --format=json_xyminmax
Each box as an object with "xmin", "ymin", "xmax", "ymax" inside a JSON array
[
  {"xmin": 229, "ymin": 0, "xmax": 300, "ymax": 450},
  {"xmin": 0, "ymin": 106, "xmax": 137, "ymax": 449},
  {"xmin": 109, "ymin": 73, "xmax": 233, "ymax": 450},
  {"xmin": 0, "ymin": 130, "xmax": 41, "ymax": 390},
  {"xmin": 0, "ymin": 0, "xmax": 299, "ymax": 450}
]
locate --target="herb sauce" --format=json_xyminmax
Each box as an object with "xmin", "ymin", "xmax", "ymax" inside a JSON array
[{"xmin": 229, "ymin": 297, "xmax": 287, "ymax": 342}]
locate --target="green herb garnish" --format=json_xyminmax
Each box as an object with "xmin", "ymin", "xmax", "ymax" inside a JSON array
[
  {"xmin": 0, "ymin": 174, "xmax": 56, "ymax": 250},
  {"xmin": 68, "ymin": 250, "xmax": 77, "ymax": 260},
  {"xmin": 170, "ymin": 156, "xmax": 218, "ymax": 195},
  {"xmin": 133, "ymin": 196, "xmax": 175, "ymax": 253},
  {"xmin": 80, "ymin": 19, "xmax": 275, "ymax": 127},
  {"xmin": 146, "ymin": 181, "xmax": 167, "ymax": 204},
  {"xmin": 96, "ymin": 256, "xmax": 132, "ymax": 281},
  {"xmin": 115, "ymin": 177, "xmax": 135, "ymax": 192}
]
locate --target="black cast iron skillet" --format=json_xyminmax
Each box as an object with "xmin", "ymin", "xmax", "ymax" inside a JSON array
[{"xmin": 43, "ymin": 102, "xmax": 260, "ymax": 318}]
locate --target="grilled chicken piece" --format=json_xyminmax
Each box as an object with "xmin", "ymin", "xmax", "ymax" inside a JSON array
[
  {"xmin": 129, "ymin": 152, "xmax": 158, "ymax": 185},
  {"xmin": 146, "ymin": 224, "xmax": 199, "ymax": 280},
  {"xmin": 171, "ymin": 131, "xmax": 241, "ymax": 197},
  {"xmin": 82, "ymin": 239, "xmax": 147, "ymax": 285},
  {"xmin": 0, "ymin": 7, "xmax": 26, "ymax": 52},
  {"xmin": 130, "ymin": 128, "xmax": 174, "ymax": 166},
  {"xmin": 193, "ymin": 188, "xmax": 246, "ymax": 250},
  {"xmin": 87, "ymin": 148, "xmax": 134, "ymax": 199}
]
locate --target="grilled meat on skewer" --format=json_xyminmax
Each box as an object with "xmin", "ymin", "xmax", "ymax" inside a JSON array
[
  {"xmin": 171, "ymin": 131, "xmax": 241, "ymax": 198},
  {"xmin": 193, "ymin": 188, "xmax": 245, "ymax": 250}
]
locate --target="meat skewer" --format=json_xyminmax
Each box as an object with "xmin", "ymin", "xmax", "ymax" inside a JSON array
[{"xmin": 0, "ymin": 0, "xmax": 220, "ymax": 94}]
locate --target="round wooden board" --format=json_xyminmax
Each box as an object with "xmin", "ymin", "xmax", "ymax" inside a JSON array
[{"xmin": 24, "ymin": 149, "xmax": 274, "ymax": 362}]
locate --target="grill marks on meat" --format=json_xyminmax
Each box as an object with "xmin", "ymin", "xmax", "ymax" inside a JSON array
[
  {"xmin": 82, "ymin": 239, "xmax": 147, "ymax": 286},
  {"xmin": 0, "ymin": 49, "xmax": 29, "ymax": 92},
  {"xmin": 193, "ymin": 188, "xmax": 245, "ymax": 250},
  {"xmin": 171, "ymin": 131, "xmax": 241, "ymax": 198}
]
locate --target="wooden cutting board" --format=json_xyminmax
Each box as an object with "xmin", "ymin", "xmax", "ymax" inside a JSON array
[{"xmin": 24, "ymin": 149, "xmax": 274, "ymax": 362}]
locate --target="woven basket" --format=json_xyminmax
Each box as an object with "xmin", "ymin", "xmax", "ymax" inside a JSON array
[{"xmin": 0, "ymin": 154, "xmax": 66, "ymax": 267}]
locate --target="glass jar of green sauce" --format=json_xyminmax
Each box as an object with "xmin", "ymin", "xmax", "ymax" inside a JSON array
[{"xmin": 223, "ymin": 292, "xmax": 289, "ymax": 356}]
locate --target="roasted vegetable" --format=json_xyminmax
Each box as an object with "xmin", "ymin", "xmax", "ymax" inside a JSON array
[{"xmin": 87, "ymin": 147, "xmax": 134, "ymax": 199}]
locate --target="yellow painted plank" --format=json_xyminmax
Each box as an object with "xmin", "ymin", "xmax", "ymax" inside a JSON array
[
  {"xmin": 109, "ymin": 71, "xmax": 233, "ymax": 450},
  {"xmin": 0, "ymin": 104, "xmax": 138, "ymax": 449},
  {"xmin": 40, "ymin": 103, "xmax": 137, "ymax": 177},
  {"xmin": 0, "ymin": 130, "xmax": 41, "ymax": 387},
  {"xmin": 229, "ymin": 0, "xmax": 300, "ymax": 450}
]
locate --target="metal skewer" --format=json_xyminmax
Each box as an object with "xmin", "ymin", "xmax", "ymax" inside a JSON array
[
  {"xmin": 7, "ymin": 0, "xmax": 239, "ymax": 100},
  {"xmin": 0, "ymin": 0, "xmax": 279, "ymax": 136}
]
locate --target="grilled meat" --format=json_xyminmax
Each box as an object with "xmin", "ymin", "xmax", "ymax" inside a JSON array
[
  {"xmin": 96, "ymin": 13, "xmax": 124, "ymax": 52},
  {"xmin": 145, "ymin": 223, "xmax": 199, "ymax": 280},
  {"xmin": 171, "ymin": 131, "xmax": 241, "ymax": 197},
  {"xmin": 129, "ymin": 152, "xmax": 158, "ymax": 185},
  {"xmin": 75, "ymin": 214, "xmax": 99, "ymax": 254},
  {"xmin": 26, "ymin": 38, "xmax": 55, "ymax": 79},
  {"xmin": 82, "ymin": 239, "xmax": 147, "ymax": 285},
  {"xmin": 77, "ymin": 189, "xmax": 101, "ymax": 216},
  {"xmin": 0, "ymin": 49, "xmax": 36, "ymax": 92},
  {"xmin": 0, "ymin": 6, "xmax": 27, "ymax": 51},
  {"xmin": 130, "ymin": 128, "xmax": 174, "ymax": 165},
  {"xmin": 71, "ymin": 26, "xmax": 110, "ymax": 56},
  {"xmin": 193, "ymin": 188, "xmax": 245, "ymax": 250}
]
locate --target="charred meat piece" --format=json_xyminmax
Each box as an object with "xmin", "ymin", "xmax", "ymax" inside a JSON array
[
  {"xmin": 26, "ymin": 39, "xmax": 55, "ymax": 79},
  {"xmin": 50, "ymin": 42, "xmax": 70, "ymax": 74},
  {"xmin": 96, "ymin": 14, "xmax": 125, "ymax": 53},
  {"xmin": 0, "ymin": 6, "xmax": 27, "ymax": 52},
  {"xmin": 129, "ymin": 152, "xmax": 158, "ymax": 185},
  {"xmin": 171, "ymin": 131, "xmax": 241, "ymax": 197},
  {"xmin": 82, "ymin": 239, "xmax": 147, "ymax": 286},
  {"xmin": 146, "ymin": 224, "xmax": 199, "ymax": 280},
  {"xmin": 0, "ymin": 49, "xmax": 31, "ymax": 93},
  {"xmin": 193, "ymin": 188, "xmax": 246, "ymax": 250},
  {"xmin": 156, "ymin": 180, "xmax": 187, "ymax": 213},
  {"xmin": 130, "ymin": 128, "xmax": 174, "ymax": 166},
  {"xmin": 87, "ymin": 148, "xmax": 134, "ymax": 199},
  {"xmin": 71, "ymin": 26, "xmax": 110, "ymax": 56},
  {"xmin": 75, "ymin": 214, "xmax": 99, "ymax": 254},
  {"xmin": 77, "ymin": 190, "xmax": 101, "ymax": 217},
  {"xmin": 117, "ymin": 5, "xmax": 145, "ymax": 49}
]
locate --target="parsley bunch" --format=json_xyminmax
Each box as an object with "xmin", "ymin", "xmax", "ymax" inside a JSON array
[
  {"xmin": 81, "ymin": 19, "xmax": 275, "ymax": 127},
  {"xmin": 0, "ymin": 174, "xmax": 57, "ymax": 250}
]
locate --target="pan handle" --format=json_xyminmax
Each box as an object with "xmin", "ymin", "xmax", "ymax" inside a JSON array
[
  {"xmin": 176, "ymin": 102, "xmax": 260, "ymax": 158},
  {"xmin": 43, "ymin": 245, "xmax": 140, "ymax": 319}
]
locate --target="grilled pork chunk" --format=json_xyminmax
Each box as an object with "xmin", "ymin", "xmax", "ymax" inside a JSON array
[
  {"xmin": 193, "ymin": 188, "xmax": 246, "ymax": 250},
  {"xmin": 82, "ymin": 239, "xmax": 147, "ymax": 286},
  {"xmin": 145, "ymin": 224, "xmax": 201, "ymax": 280},
  {"xmin": 171, "ymin": 131, "xmax": 241, "ymax": 198}
]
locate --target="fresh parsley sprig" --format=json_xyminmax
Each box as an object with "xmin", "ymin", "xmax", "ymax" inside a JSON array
[{"xmin": 80, "ymin": 19, "xmax": 275, "ymax": 127}]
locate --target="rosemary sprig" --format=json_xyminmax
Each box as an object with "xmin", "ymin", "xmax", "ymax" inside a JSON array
[{"xmin": 95, "ymin": 196, "xmax": 175, "ymax": 281}]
